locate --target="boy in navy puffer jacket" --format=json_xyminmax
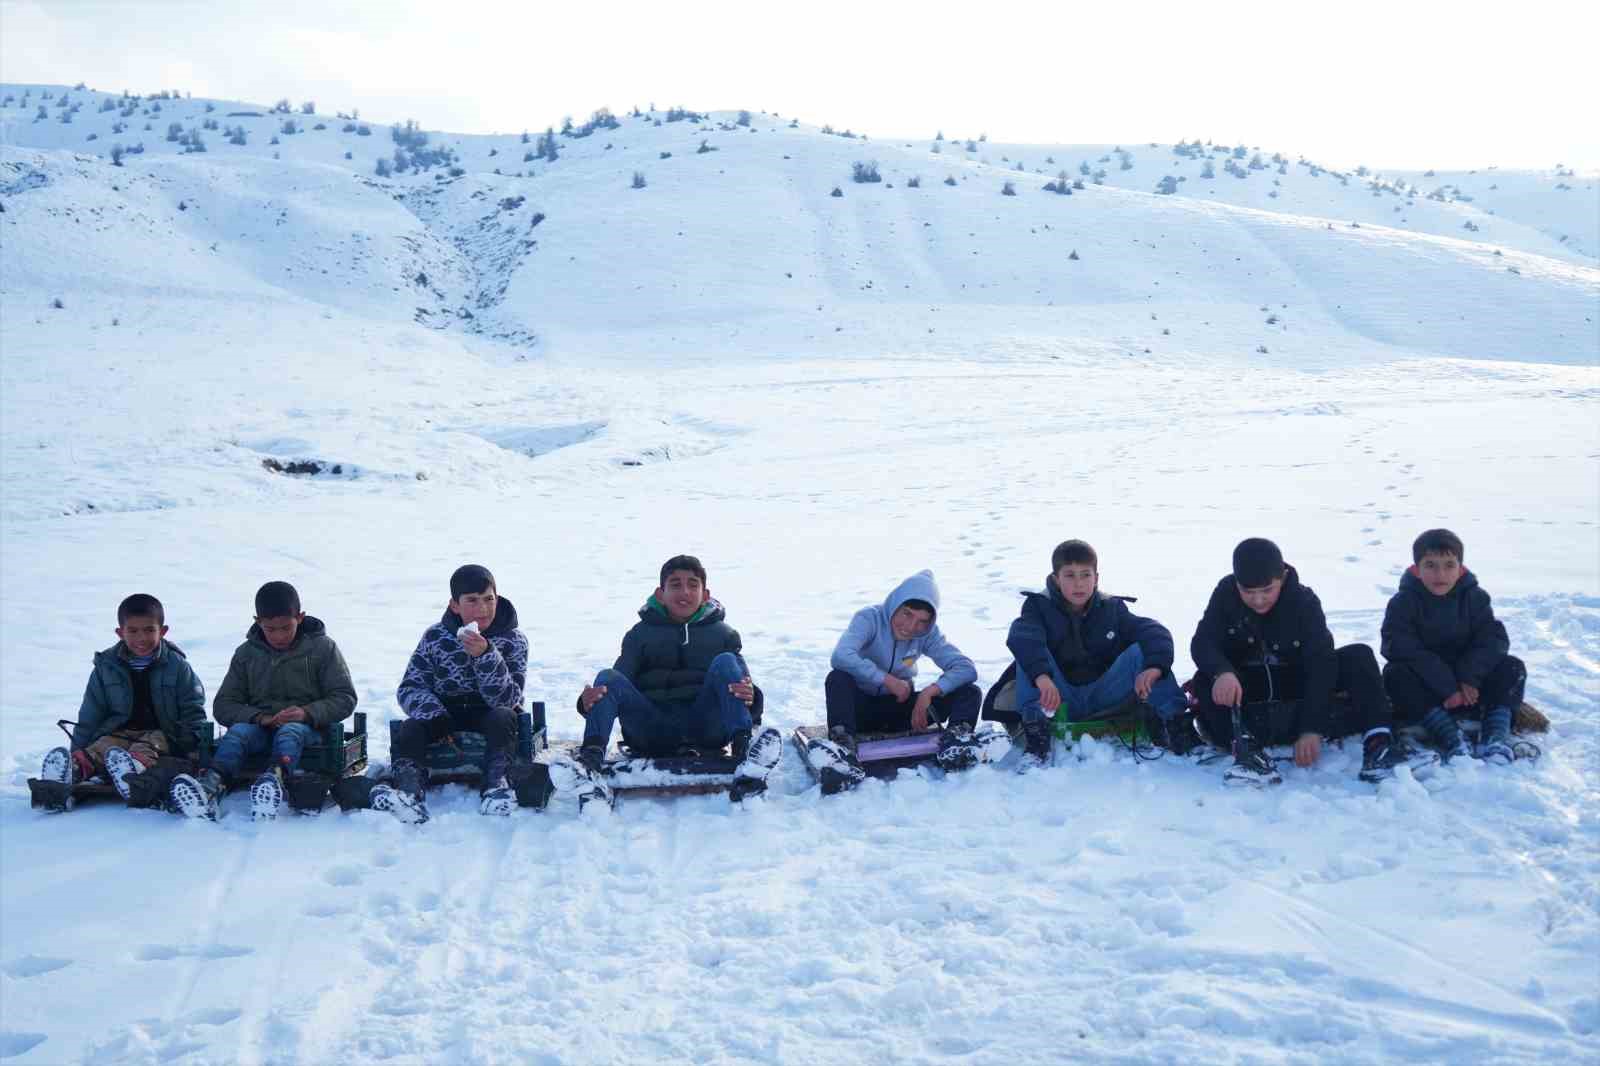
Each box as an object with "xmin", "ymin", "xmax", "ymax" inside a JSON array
[{"xmin": 1381, "ymin": 528, "xmax": 1525, "ymax": 765}]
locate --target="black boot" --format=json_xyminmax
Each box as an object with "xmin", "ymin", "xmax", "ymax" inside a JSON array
[
  {"xmin": 935, "ymin": 723, "xmax": 979, "ymax": 771},
  {"xmin": 1017, "ymin": 721, "xmax": 1053, "ymax": 773}
]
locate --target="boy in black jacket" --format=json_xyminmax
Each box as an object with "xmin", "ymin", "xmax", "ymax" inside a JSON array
[
  {"xmin": 1191, "ymin": 538, "xmax": 1412, "ymax": 785},
  {"xmin": 1006, "ymin": 540, "xmax": 1188, "ymax": 770},
  {"xmin": 1381, "ymin": 529, "xmax": 1525, "ymax": 765},
  {"xmin": 561, "ymin": 555, "xmax": 781, "ymax": 797}
]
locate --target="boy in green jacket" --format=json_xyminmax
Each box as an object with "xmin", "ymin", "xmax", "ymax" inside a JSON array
[
  {"xmin": 169, "ymin": 581, "xmax": 357, "ymax": 820},
  {"xmin": 37, "ymin": 593, "xmax": 207, "ymax": 807}
]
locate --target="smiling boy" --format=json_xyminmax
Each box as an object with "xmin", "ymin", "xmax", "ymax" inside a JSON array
[
  {"xmin": 1381, "ymin": 529, "xmax": 1525, "ymax": 765},
  {"xmin": 168, "ymin": 581, "xmax": 356, "ymax": 819},
  {"xmin": 1190, "ymin": 538, "xmax": 1411, "ymax": 785},
  {"xmin": 1007, "ymin": 540, "xmax": 1188, "ymax": 770},
  {"xmin": 37, "ymin": 594, "xmax": 207, "ymax": 808},
  {"xmin": 561, "ymin": 555, "xmax": 779, "ymax": 797},
  {"xmin": 827, "ymin": 569, "xmax": 981, "ymax": 770}
]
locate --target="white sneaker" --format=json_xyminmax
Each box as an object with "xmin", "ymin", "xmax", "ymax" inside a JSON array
[{"xmin": 104, "ymin": 747, "xmax": 143, "ymax": 801}]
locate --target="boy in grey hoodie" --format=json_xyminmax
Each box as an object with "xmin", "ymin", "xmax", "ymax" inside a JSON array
[{"xmin": 826, "ymin": 570, "xmax": 981, "ymax": 769}]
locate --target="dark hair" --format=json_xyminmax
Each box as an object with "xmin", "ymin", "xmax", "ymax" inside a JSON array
[
  {"xmin": 659, "ymin": 554, "xmax": 707, "ymax": 588},
  {"xmin": 900, "ymin": 597, "xmax": 936, "ymax": 620},
  {"xmin": 1051, "ymin": 539, "xmax": 1098, "ymax": 572},
  {"xmin": 450, "ymin": 564, "xmax": 496, "ymax": 600},
  {"xmin": 1412, "ymin": 528, "xmax": 1464, "ymax": 564},
  {"xmin": 254, "ymin": 580, "xmax": 301, "ymax": 618},
  {"xmin": 118, "ymin": 593, "xmax": 164, "ymax": 625},
  {"xmin": 1232, "ymin": 538, "xmax": 1285, "ymax": 588}
]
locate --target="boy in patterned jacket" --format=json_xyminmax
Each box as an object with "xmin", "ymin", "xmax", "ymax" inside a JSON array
[{"xmin": 380, "ymin": 564, "xmax": 528, "ymax": 822}]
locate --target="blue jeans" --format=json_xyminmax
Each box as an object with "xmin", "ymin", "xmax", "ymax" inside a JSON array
[
  {"xmin": 1015, "ymin": 644, "xmax": 1186, "ymax": 725},
  {"xmin": 212, "ymin": 721, "xmax": 317, "ymax": 779},
  {"xmin": 582, "ymin": 653, "xmax": 753, "ymax": 752}
]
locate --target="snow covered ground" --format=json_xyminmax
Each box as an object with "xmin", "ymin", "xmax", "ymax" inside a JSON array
[{"xmin": 1, "ymin": 85, "xmax": 1597, "ymax": 1065}]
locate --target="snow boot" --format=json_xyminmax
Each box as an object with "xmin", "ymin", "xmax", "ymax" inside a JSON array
[
  {"xmin": 1419, "ymin": 706, "xmax": 1473, "ymax": 763},
  {"xmin": 250, "ymin": 766, "xmax": 284, "ymax": 821},
  {"xmin": 104, "ymin": 747, "xmax": 145, "ymax": 802},
  {"xmin": 479, "ymin": 778, "xmax": 517, "ymax": 817},
  {"xmin": 548, "ymin": 751, "xmax": 614, "ymax": 811},
  {"xmin": 828, "ymin": 725, "xmax": 857, "ymax": 756},
  {"xmin": 169, "ymin": 769, "xmax": 225, "ymax": 820},
  {"xmin": 807, "ymin": 734, "xmax": 866, "ymax": 795},
  {"xmin": 1223, "ymin": 720, "xmax": 1281, "ymax": 787},
  {"xmin": 369, "ymin": 783, "xmax": 429, "ymax": 825},
  {"xmin": 935, "ymin": 723, "xmax": 980, "ymax": 772},
  {"xmin": 39, "ymin": 746, "xmax": 76, "ymax": 787},
  {"xmin": 1478, "ymin": 706, "xmax": 1515, "ymax": 766},
  {"xmin": 731, "ymin": 726, "xmax": 782, "ymax": 801},
  {"xmin": 1016, "ymin": 720, "xmax": 1053, "ymax": 774},
  {"xmin": 1358, "ymin": 730, "xmax": 1421, "ymax": 783}
]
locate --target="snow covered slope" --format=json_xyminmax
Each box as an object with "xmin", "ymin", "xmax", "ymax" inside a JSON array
[{"xmin": 1, "ymin": 84, "xmax": 1597, "ymax": 1065}]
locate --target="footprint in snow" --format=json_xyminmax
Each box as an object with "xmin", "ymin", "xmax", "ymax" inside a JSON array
[
  {"xmin": 0, "ymin": 956, "xmax": 70, "ymax": 978},
  {"xmin": 323, "ymin": 865, "xmax": 365, "ymax": 887}
]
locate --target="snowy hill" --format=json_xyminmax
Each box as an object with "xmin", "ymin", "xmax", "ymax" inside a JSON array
[{"xmin": 1, "ymin": 83, "xmax": 1597, "ymax": 1065}]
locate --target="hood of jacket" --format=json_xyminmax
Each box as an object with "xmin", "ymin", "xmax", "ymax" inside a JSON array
[
  {"xmin": 439, "ymin": 595, "xmax": 521, "ymax": 638},
  {"xmin": 1398, "ymin": 566, "xmax": 1480, "ymax": 600},
  {"xmin": 244, "ymin": 614, "xmax": 329, "ymax": 652},
  {"xmin": 882, "ymin": 570, "xmax": 941, "ymax": 623}
]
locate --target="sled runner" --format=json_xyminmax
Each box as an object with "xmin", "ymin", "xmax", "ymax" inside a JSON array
[
  {"xmin": 539, "ymin": 724, "xmax": 784, "ymax": 808},
  {"xmin": 790, "ymin": 723, "xmax": 1012, "ymax": 793}
]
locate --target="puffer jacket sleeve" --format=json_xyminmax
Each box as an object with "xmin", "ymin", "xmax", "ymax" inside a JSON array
[
  {"xmin": 831, "ymin": 607, "xmax": 888, "ymax": 690},
  {"xmin": 303, "ymin": 640, "xmax": 357, "ymax": 727},
  {"xmin": 213, "ymin": 650, "xmax": 265, "ymax": 727},
  {"xmin": 1455, "ymin": 588, "xmax": 1510, "ymax": 688},
  {"xmin": 1006, "ymin": 597, "xmax": 1056, "ymax": 686},
  {"xmin": 471, "ymin": 630, "xmax": 527, "ymax": 715},
  {"xmin": 612, "ymin": 623, "xmax": 647, "ymax": 684},
  {"xmin": 397, "ymin": 631, "xmax": 448, "ymax": 720},
  {"xmin": 1294, "ymin": 589, "xmax": 1339, "ymax": 736},
  {"xmin": 1117, "ymin": 601, "xmax": 1175, "ymax": 675},
  {"xmin": 172, "ymin": 656, "xmax": 208, "ymax": 753},
  {"xmin": 71, "ymin": 666, "xmax": 111, "ymax": 750},
  {"xmin": 1379, "ymin": 593, "xmax": 1457, "ymax": 699}
]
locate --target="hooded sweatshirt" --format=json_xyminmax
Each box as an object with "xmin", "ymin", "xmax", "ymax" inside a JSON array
[
  {"xmin": 831, "ymin": 570, "xmax": 977, "ymax": 696},
  {"xmin": 397, "ymin": 596, "xmax": 529, "ymax": 720},
  {"xmin": 1380, "ymin": 567, "xmax": 1508, "ymax": 700}
]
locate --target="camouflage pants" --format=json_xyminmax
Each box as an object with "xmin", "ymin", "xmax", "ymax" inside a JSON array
[{"xmin": 83, "ymin": 729, "xmax": 170, "ymax": 776}]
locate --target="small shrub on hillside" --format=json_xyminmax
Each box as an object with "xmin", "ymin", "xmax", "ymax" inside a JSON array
[
  {"xmin": 166, "ymin": 121, "xmax": 183, "ymax": 141},
  {"xmin": 57, "ymin": 109, "xmax": 72, "ymax": 124},
  {"xmin": 273, "ymin": 98, "xmax": 291, "ymax": 113},
  {"xmin": 270, "ymin": 134, "xmax": 279, "ymax": 145},
  {"xmin": 52, "ymin": 297, "xmax": 64, "ymax": 309},
  {"xmin": 99, "ymin": 98, "xmax": 116, "ymax": 112},
  {"xmin": 1001, "ymin": 181, "xmax": 1016, "ymax": 196},
  {"xmin": 944, "ymin": 175, "xmax": 957, "ymax": 186},
  {"xmin": 228, "ymin": 125, "xmax": 247, "ymax": 145},
  {"xmin": 737, "ymin": 110, "xmax": 751, "ymax": 126},
  {"xmin": 697, "ymin": 139, "xmax": 716, "ymax": 153},
  {"xmin": 375, "ymin": 157, "xmax": 392, "ymax": 176},
  {"xmin": 33, "ymin": 105, "xmax": 46, "ymax": 121},
  {"xmin": 1155, "ymin": 175, "xmax": 1178, "ymax": 195},
  {"xmin": 907, "ymin": 175, "xmax": 921, "ymax": 188},
  {"xmin": 1201, "ymin": 160, "xmax": 1215, "ymax": 179},
  {"xmin": 280, "ymin": 118, "xmax": 299, "ymax": 135},
  {"xmin": 1068, "ymin": 250, "xmax": 1079, "ymax": 260},
  {"xmin": 86, "ymin": 131, "xmax": 98, "ymax": 141},
  {"xmin": 632, "ymin": 170, "xmax": 646, "ymax": 189},
  {"xmin": 392, "ymin": 120, "xmax": 428, "ymax": 149},
  {"xmin": 830, "ymin": 186, "xmax": 843, "ymax": 197},
  {"xmin": 851, "ymin": 161, "xmax": 880, "ymax": 183},
  {"xmin": 659, "ymin": 150, "xmax": 672, "ymax": 159},
  {"xmin": 110, "ymin": 143, "xmax": 124, "ymax": 165},
  {"xmin": 300, "ymin": 101, "xmax": 315, "ymax": 114},
  {"xmin": 965, "ymin": 139, "xmax": 977, "ymax": 152}
]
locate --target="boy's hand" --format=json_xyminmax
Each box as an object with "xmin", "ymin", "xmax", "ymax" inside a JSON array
[
  {"xmin": 1443, "ymin": 689, "xmax": 1466, "ymax": 709},
  {"xmin": 1293, "ymin": 733, "xmax": 1322, "ymax": 767},
  {"xmin": 883, "ymin": 675, "xmax": 912, "ymax": 703},
  {"xmin": 910, "ymin": 686, "xmax": 940, "ymax": 731},
  {"xmin": 579, "ymin": 685, "xmax": 607, "ymax": 714},
  {"xmin": 1212, "ymin": 673, "xmax": 1243, "ymax": 708},
  {"xmin": 1459, "ymin": 682, "xmax": 1480, "ymax": 706},
  {"xmin": 728, "ymin": 677, "xmax": 756, "ymax": 706},
  {"xmin": 1035, "ymin": 675, "xmax": 1061, "ymax": 713},
  {"xmin": 269, "ymin": 707, "xmax": 308, "ymax": 726},
  {"xmin": 460, "ymin": 629, "xmax": 489, "ymax": 658},
  {"xmin": 1134, "ymin": 668, "xmax": 1162, "ymax": 700}
]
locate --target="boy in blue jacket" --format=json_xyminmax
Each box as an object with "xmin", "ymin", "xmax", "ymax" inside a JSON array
[
  {"xmin": 1007, "ymin": 540, "xmax": 1187, "ymax": 770},
  {"xmin": 1381, "ymin": 529, "xmax": 1525, "ymax": 765},
  {"xmin": 827, "ymin": 570, "xmax": 981, "ymax": 769}
]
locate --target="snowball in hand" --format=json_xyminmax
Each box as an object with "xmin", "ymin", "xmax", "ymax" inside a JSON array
[{"xmin": 457, "ymin": 620, "xmax": 480, "ymax": 640}]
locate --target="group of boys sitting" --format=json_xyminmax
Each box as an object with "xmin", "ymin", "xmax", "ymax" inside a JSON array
[{"xmin": 37, "ymin": 528, "xmax": 1528, "ymax": 820}]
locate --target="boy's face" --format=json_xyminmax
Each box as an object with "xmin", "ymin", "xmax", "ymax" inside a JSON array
[
  {"xmin": 1417, "ymin": 552, "xmax": 1463, "ymax": 596},
  {"xmin": 257, "ymin": 612, "xmax": 305, "ymax": 651},
  {"xmin": 1237, "ymin": 576, "xmax": 1285, "ymax": 615},
  {"xmin": 1053, "ymin": 562, "xmax": 1098, "ymax": 610},
  {"xmin": 657, "ymin": 570, "xmax": 708, "ymax": 622},
  {"xmin": 451, "ymin": 586, "xmax": 499, "ymax": 630},
  {"xmin": 890, "ymin": 604, "xmax": 934, "ymax": 640},
  {"xmin": 116, "ymin": 614, "xmax": 168, "ymax": 657}
]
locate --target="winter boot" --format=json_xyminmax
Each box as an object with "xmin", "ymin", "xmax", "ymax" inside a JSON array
[
  {"xmin": 1223, "ymin": 731, "xmax": 1281, "ymax": 787},
  {"xmin": 1420, "ymin": 707, "xmax": 1473, "ymax": 763},
  {"xmin": 1016, "ymin": 720, "xmax": 1053, "ymax": 774},
  {"xmin": 548, "ymin": 751, "xmax": 613, "ymax": 811},
  {"xmin": 1478, "ymin": 706, "xmax": 1515, "ymax": 766},
  {"xmin": 369, "ymin": 783, "xmax": 428, "ymax": 824},
  {"xmin": 39, "ymin": 746, "xmax": 77, "ymax": 786},
  {"xmin": 1358, "ymin": 730, "xmax": 1419, "ymax": 783},
  {"xmin": 104, "ymin": 747, "xmax": 145, "ymax": 802},
  {"xmin": 169, "ymin": 769, "xmax": 225, "ymax": 820},
  {"xmin": 935, "ymin": 723, "xmax": 980, "ymax": 772},
  {"xmin": 479, "ymin": 778, "xmax": 517, "ymax": 817},
  {"xmin": 250, "ymin": 766, "xmax": 284, "ymax": 821},
  {"xmin": 828, "ymin": 725, "xmax": 857, "ymax": 756},
  {"xmin": 731, "ymin": 726, "xmax": 782, "ymax": 800}
]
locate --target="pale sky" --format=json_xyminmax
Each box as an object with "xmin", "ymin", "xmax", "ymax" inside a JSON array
[{"xmin": 3, "ymin": 0, "xmax": 1596, "ymax": 170}]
